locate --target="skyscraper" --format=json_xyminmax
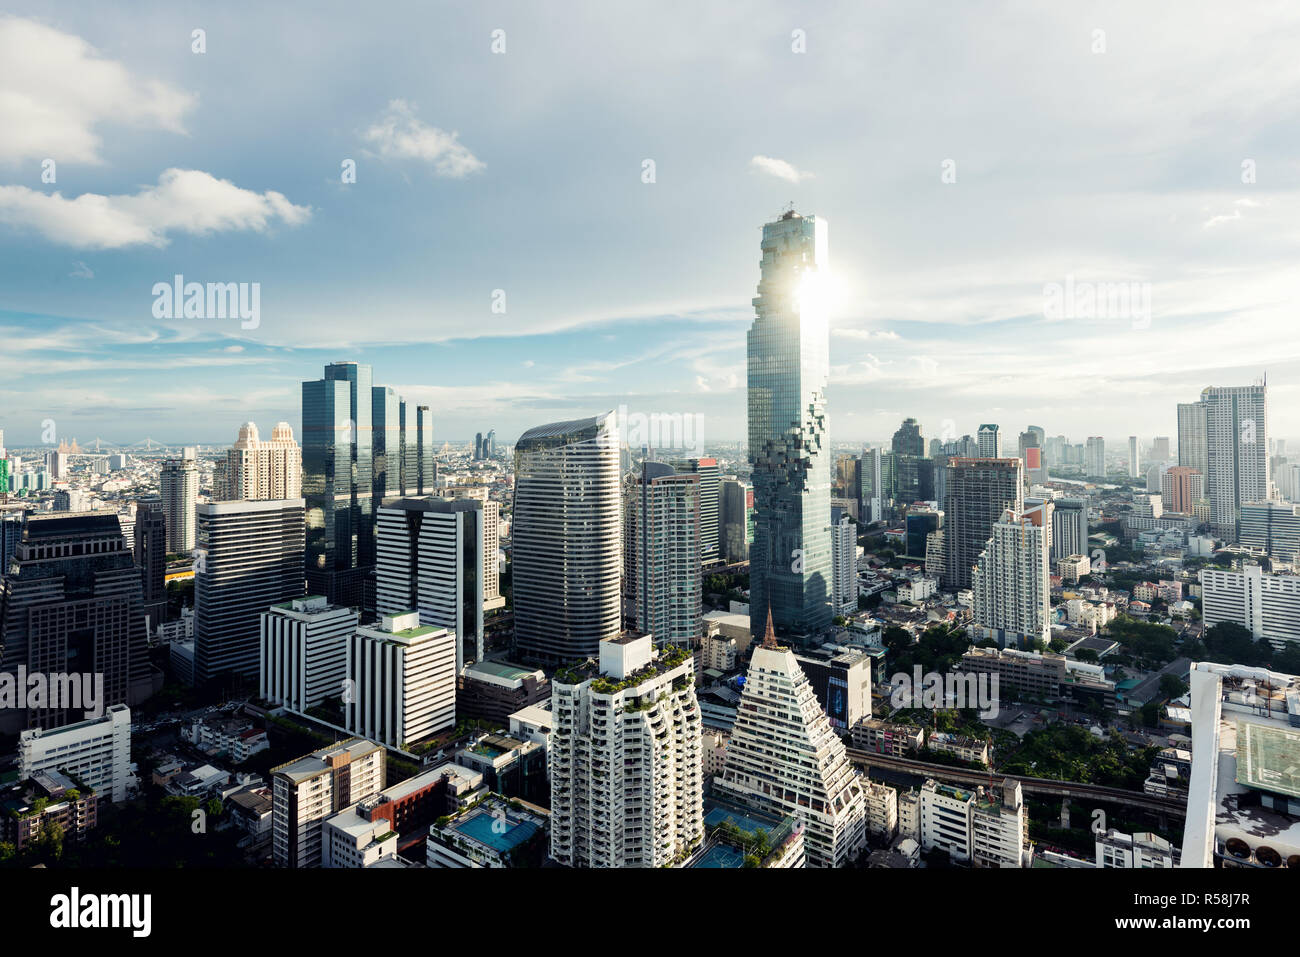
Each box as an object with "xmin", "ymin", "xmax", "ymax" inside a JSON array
[
  {"xmin": 629, "ymin": 463, "xmax": 701, "ymax": 649},
  {"xmin": 0, "ymin": 512, "xmax": 154, "ymax": 732},
  {"xmin": 1051, "ymin": 497, "xmax": 1089, "ymax": 561},
  {"xmin": 971, "ymin": 502, "xmax": 1053, "ymax": 649},
  {"xmin": 302, "ymin": 362, "xmax": 373, "ymax": 608},
  {"xmin": 713, "ymin": 612, "xmax": 867, "ymax": 867},
  {"xmin": 346, "ymin": 610, "xmax": 457, "ymax": 748},
  {"xmin": 892, "ymin": 418, "xmax": 924, "ymax": 457},
  {"xmin": 375, "ymin": 497, "xmax": 485, "ymax": 671},
  {"xmin": 512, "ymin": 414, "xmax": 621, "ymax": 665},
  {"xmin": 719, "ymin": 478, "xmax": 753, "ymax": 563},
  {"xmin": 747, "ymin": 210, "xmax": 832, "ymax": 641},
  {"xmin": 260, "ymin": 596, "xmax": 359, "ymax": 715},
  {"xmin": 371, "ymin": 386, "xmax": 402, "ymax": 504},
  {"xmin": 214, "ymin": 421, "xmax": 302, "ymax": 502},
  {"xmin": 1201, "ymin": 384, "xmax": 1270, "ymax": 540},
  {"xmin": 1161, "ymin": 466, "xmax": 1204, "ymax": 515},
  {"xmin": 549, "ymin": 633, "xmax": 702, "ymax": 868},
  {"xmin": 671, "ymin": 457, "xmax": 720, "ymax": 564},
  {"xmin": 942, "ymin": 458, "xmax": 1024, "ymax": 591},
  {"xmin": 1128, "ymin": 436, "xmax": 1140, "ymax": 478},
  {"xmin": 194, "ymin": 499, "xmax": 306, "ymax": 684},
  {"xmin": 134, "ymin": 497, "xmax": 167, "ymax": 630},
  {"xmin": 160, "ymin": 449, "xmax": 198, "ymax": 554},
  {"xmin": 416, "ymin": 405, "xmax": 436, "ymax": 494},
  {"xmin": 1085, "ymin": 437, "xmax": 1106, "ymax": 478},
  {"xmin": 831, "ymin": 514, "xmax": 857, "ymax": 616},
  {"xmin": 977, "ymin": 424, "xmax": 1002, "ymax": 458},
  {"xmin": 1177, "ymin": 400, "xmax": 1209, "ymax": 477}
]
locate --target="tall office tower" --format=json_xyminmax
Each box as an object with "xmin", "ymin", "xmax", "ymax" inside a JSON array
[
  {"xmin": 1177, "ymin": 400, "xmax": 1209, "ymax": 477},
  {"xmin": 260, "ymin": 596, "xmax": 359, "ymax": 714},
  {"xmin": 1237, "ymin": 502, "xmax": 1300, "ymax": 564},
  {"xmin": 371, "ymin": 386, "xmax": 402, "ymax": 505},
  {"xmin": 416, "ymin": 405, "xmax": 435, "ymax": 494},
  {"xmin": 904, "ymin": 506, "xmax": 942, "ymax": 561},
  {"xmin": 1277, "ymin": 462, "xmax": 1300, "ymax": 503},
  {"xmin": 272, "ymin": 738, "xmax": 386, "ymax": 868},
  {"xmin": 747, "ymin": 210, "xmax": 833, "ymax": 642},
  {"xmin": 977, "ymin": 424, "xmax": 1002, "ymax": 458},
  {"xmin": 714, "ymin": 612, "xmax": 867, "ymax": 867},
  {"xmin": 346, "ymin": 610, "xmax": 457, "ymax": 748},
  {"xmin": 160, "ymin": 450, "xmax": 198, "ymax": 554},
  {"xmin": 861, "ymin": 447, "xmax": 884, "ymax": 523},
  {"xmin": 830, "ymin": 514, "xmax": 857, "ymax": 616},
  {"xmin": 629, "ymin": 464, "xmax": 701, "ymax": 649},
  {"xmin": 1044, "ymin": 435, "xmax": 1066, "ymax": 467},
  {"xmin": 549, "ymin": 633, "xmax": 703, "ymax": 868},
  {"xmin": 1150, "ymin": 436, "xmax": 1171, "ymax": 462},
  {"xmin": 486, "ymin": 430, "xmax": 496, "ymax": 457},
  {"xmin": 439, "ymin": 486, "xmax": 503, "ymax": 611},
  {"xmin": 213, "ymin": 422, "xmax": 302, "ymax": 502},
  {"xmin": 942, "ymin": 458, "xmax": 1024, "ymax": 591},
  {"xmin": 1050, "ymin": 497, "xmax": 1089, "ymax": 561},
  {"xmin": 672, "ymin": 457, "xmax": 720, "ymax": 564},
  {"xmin": 302, "ymin": 362, "xmax": 374, "ymax": 608},
  {"xmin": 1018, "ymin": 431, "xmax": 1045, "ymax": 487},
  {"xmin": 836, "ymin": 453, "xmax": 862, "ymax": 500},
  {"xmin": 892, "ymin": 418, "xmax": 925, "ymax": 457},
  {"xmin": 513, "ymin": 414, "xmax": 621, "ymax": 666},
  {"xmin": 474, "ymin": 432, "xmax": 484, "ymax": 461},
  {"xmin": 0, "ymin": 513, "xmax": 153, "ymax": 733},
  {"xmin": 374, "ymin": 497, "xmax": 484, "ymax": 670},
  {"xmin": 1161, "ymin": 466, "xmax": 1204, "ymax": 515},
  {"xmin": 45, "ymin": 450, "xmax": 67, "ymax": 480},
  {"xmin": 720, "ymin": 478, "xmax": 753, "ymax": 563},
  {"xmin": 1202, "ymin": 384, "xmax": 1270, "ymax": 540},
  {"xmin": 1085, "ymin": 437, "xmax": 1106, "ymax": 478},
  {"xmin": 1128, "ymin": 436, "xmax": 1140, "ymax": 477},
  {"xmin": 194, "ymin": 499, "xmax": 306, "ymax": 684},
  {"xmin": 971, "ymin": 502, "xmax": 1053, "ymax": 649},
  {"xmin": 133, "ymin": 497, "xmax": 167, "ymax": 630}
]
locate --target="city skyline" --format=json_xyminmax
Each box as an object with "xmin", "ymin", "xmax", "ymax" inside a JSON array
[{"xmin": 4, "ymin": 6, "xmax": 1300, "ymax": 445}]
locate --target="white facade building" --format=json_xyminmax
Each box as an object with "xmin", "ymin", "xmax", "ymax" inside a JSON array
[
  {"xmin": 18, "ymin": 703, "xmax": 132, "ymax": 803},
  {"xmin": 260, "ymin": 596, "xmax": 359, "ymax": 714},
  {"xmin": 549, "ymin": 632, "xmax": 703, "ymax": 867},
  {"xmin": 831, "ymin": 514, "xmax": 857, "ymax": 616},
  {"xmin": 346, "ymin": 611, "xmax": 457, "ymax": 749},
  {"xmin": 213, "ymin": 421, "xmax": 302, "ymax": 502},
  {"xmin": 271, "ymin": 738, "xmax": 386, "ymax": 868},
  {"xmin": 1200, "ymin": 564, "xmax": 1300, "ymax": 649},
  {"xmin": 971, "ymin": 502, "xmax": 1052, "ymax": 648}
]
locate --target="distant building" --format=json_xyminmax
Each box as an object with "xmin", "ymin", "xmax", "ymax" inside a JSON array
[
  {"xmin": 160, "ymin": 450, "xmax": 199, "ymax": 554},
  {"xmin": 213, "ymin": 421, "xmax": 302, "ymax": 502}
]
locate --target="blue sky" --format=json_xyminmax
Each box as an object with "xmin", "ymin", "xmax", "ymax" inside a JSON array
[{"xmin": 3, "ymin": 2, "xmax": 1300, "ymax": 449}]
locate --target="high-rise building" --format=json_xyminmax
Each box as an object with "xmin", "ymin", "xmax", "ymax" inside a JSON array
[
  {"xmin": 0, "ymin": 509, "xmax": 22, "ymax": 586},
  {"xmin": 713, "ymin": 612, "xmax": 867, "ymax": 867},
  {"xmin": 1237, "ymin": 502, "xmax": 1300, "ymax": 564},
  {"xmin": 629, "ymin": 464, "xmax": 701, "ymax": 649},
  {"xmin": 272, "ymin": 738, "xmax": 386, "ymax": 868},
  {"xmin": 971, "ymin": 502, "xmax": 1053, "ymax": 649},
  {"xmin": 302, "ymin": 362, "xmax": 374, "ymax": 608},
  {"xmin": 1161, "ymin": 466, "xmax": 1204, "ymax": 515},
  {"xmin": 416, "ymin": 405, "xmax": 436, "ymax": 494},
  {"xmin": 260, "ymin": 596, "xmax": 359, "ymax": 714},
  {"xmin": 438, "ymin": 487, "xmax": 503, "ymax": 611},
  {"xmin": 213, "ymin": 422, "xmax": 302, "ymax": 502},
  {"xmin": 1177, "ymin": 401, "xmax": 1209, "ymax": 477},
  {"xmin": 160, "ymin": 449, "xmax": 198, "ymax": 554},
  {"xmin": 1200, "ymin": 564, "xmax": 1300, "ymax": 648},
  {"xmin": 134, "ymin": 497, "xmax": 167, "ymax": 630},
  {"xmin": 0, "ymin": 513, "xmax": 153, "ymax": 732},
  {"xmin": 18, "ymin": 704, "xmax": 133, "ymax": 803},
  {"xmin": 474, "ymin": 432, "xmax": 484, "ymax": 461},
  {"xmin": 548, "ymin": 633, "xmax": 703, "ymax": 867},
  {"xmin": 942, "ymin": 458, "xmax": 1024, "ymax": 591},
  {"xmin": 374, "ymin": 497, "xmax": 484, "ymax": 671},
  {"xmin": 1201, "ymin": 384, "xmax": 1270, "ymax": 540},
  {"xmin": 861, "ymin": 447, "xmax": 884, "ymax": 523},
  {"xmin": 1127, "ymin": 436, "xmax": 1140, "ymax": 478},
  {"xmin": 747, "ymin": 210, "xmax": 833, "ymax": 642},
  {"xmin": 1051, "ymin": 497, "xmax": 1089, "ymax": 561},
  {"xmin": 831, "ymin": 514, "xmax": 857, "ymax": 616},
  {"xmin": 371, "ymin": 386, "xmax": 402, "ymax": 504},
  {"xmin": 892, "ymin": 418, "xmax": 925, "ymax": 457},
  {"xmin": 977, "ymin": 425, "xmax": 1002, "ymax": 459},
  {"xmin": 513, "ymin": 414, "xmax": 621, "ymax": 666},
  {"xmin": 346, "ymin": 610, "xmax": 457, "ymax": 748},
  {"xmin": 486, "ymin": 429, "xmax": 496, "ymax": 458},
  {"xmin": 1150, "ymin": 436, "xmax": 1171, "ymax": 462},
  {"xmin": 671, "ymin": 457, "xmax": 720, "ymax": 564},
  {"xmin": 719, "ymin": 479, "xmax": 753, "ymax": 563},
  {"xmin": 1085, "ymin": 437, "xmax": 1106, "ymax": 478},
  {"xmin": 194, "ymin": 499, "xmax": 306, "ymax": 684}
]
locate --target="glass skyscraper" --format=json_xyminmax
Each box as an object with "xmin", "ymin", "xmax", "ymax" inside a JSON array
[
  {"xmin": 747, "ymin": 210, "xmax": 833, "ymax": 641},
  {"xmin": 302, "ymin": 362, "xmax": 374, "ymax": 605}
]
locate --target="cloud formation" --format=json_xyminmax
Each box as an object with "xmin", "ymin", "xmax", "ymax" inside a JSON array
[
  {"xmin": 749, "ymin": 155, "xmax": 813, "ymax": 184},
  {"xmin": 362, "ymin": 99, "xmax": 485, "ymax": 177}
]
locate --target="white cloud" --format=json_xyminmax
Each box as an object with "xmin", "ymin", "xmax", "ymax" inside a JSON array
[
  {"xmin": 0, "ymin": 168, "xmax": 311, "ymax": 249},
  {"xmin": 749, "ymin": 155, "xmax": 813, "ymax": 184},
  {"xmin": 68, "ymin": 260, "xmax": 93, "ymax": 279},
  {"xmin": 0, "ymin": 16, "xmax": 194, "ymax": 164},
  {"xmin": 362, "ymin": 99, "xmax": 484, "ymax": 177},
  {"xmin": 831, "ymin": 327, "xmax": 900, "ymax": 341}
]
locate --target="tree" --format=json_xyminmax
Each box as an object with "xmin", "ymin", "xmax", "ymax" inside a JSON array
[{"xmin": 1158, "ymin": 674, "xmax": 1187, "ymax": 701}]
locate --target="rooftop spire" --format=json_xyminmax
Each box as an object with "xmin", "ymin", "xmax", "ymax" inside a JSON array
[{"xmin": 762, "ymin": 603, "xmax": 778, "ymax": 649}]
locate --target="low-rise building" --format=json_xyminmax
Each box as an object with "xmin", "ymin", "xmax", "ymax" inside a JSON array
[
  {"xmin": 426, "ymin": 795, "xmax": 549, "ymax": 868},
  {"xmin": 18, "ymin": 704, "xmax": 132, "ymax": 803},
  {"xmin": 927, "ymin": 732, "xmax": 990, "ymax": 767},
  {"xmin": 1056, "ymin": 554, "xmax": 1091, "ymax": 584},
  {"xmin": 456, "ymin": 659, "xmax": 549, "ymax": 726},
  {"xmin": 454, "ymin": 732, "xmax": 548, "ymax": 806},
  {"xmin": 0, "ymin": 770, "xmax": 100, "ymax": 853},
  {"xmin": 1097, "ymin": 829, "xmax": 1178, "ymax": 868},
  {"xmin": 852, "ymin": 718, "xmax": 924, "ymax": 757},
  {"xmin": 862, "ymin": 779, "xmax": 898, "ymax": 841}
]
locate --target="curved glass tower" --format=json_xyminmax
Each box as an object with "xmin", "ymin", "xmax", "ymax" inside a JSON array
[
  {"xmin": 747, "ymin": 210, "xmax": 833, "ymax": 641},
  {"xmin": 513, "ymin": 413, "xmax": 622, "ymax": 665}
]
